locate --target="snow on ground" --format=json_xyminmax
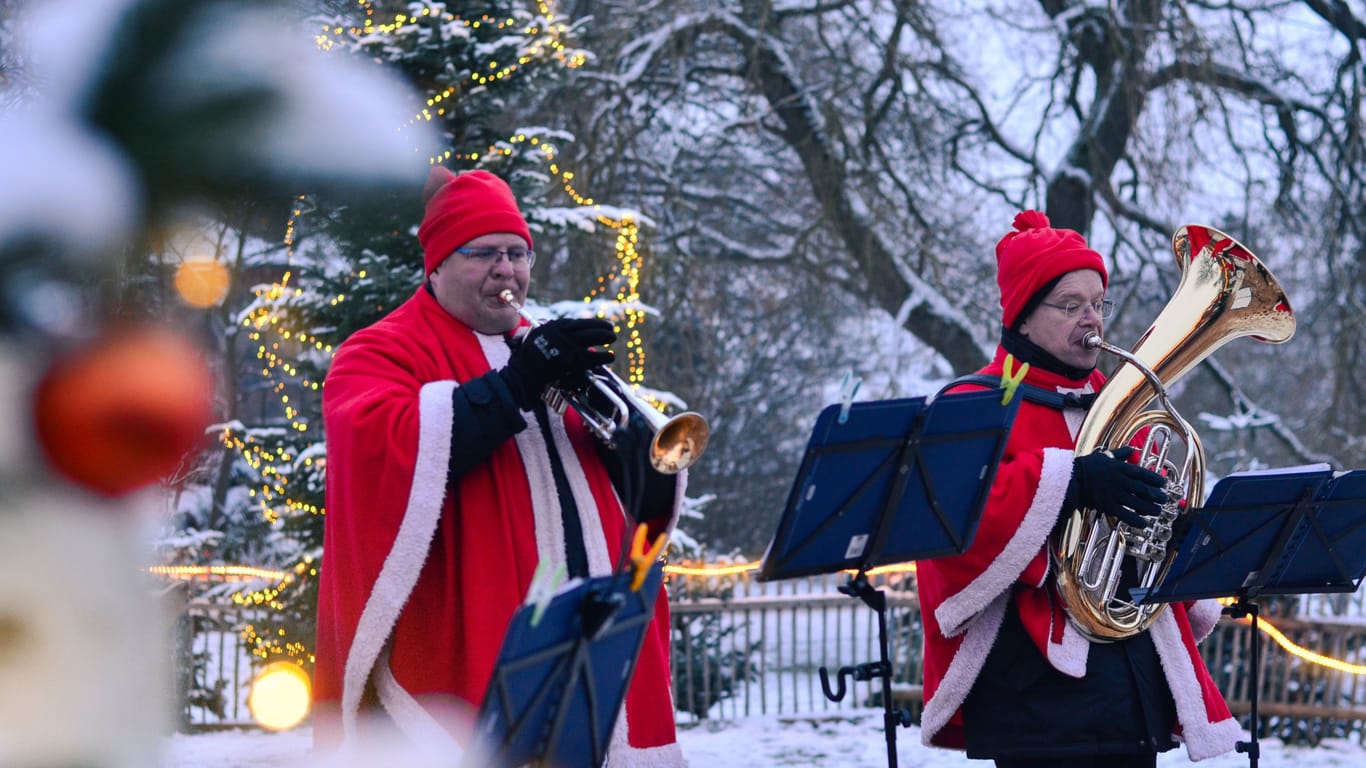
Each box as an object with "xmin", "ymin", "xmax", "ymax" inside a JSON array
[{"xmin": 160, "ymin": 713, "xmax": 1366, "ymax": 767}]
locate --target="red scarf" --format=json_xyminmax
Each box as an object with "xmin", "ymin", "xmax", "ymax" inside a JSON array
[{"xmin": 314, "ymin": 288, "xmax": 684, "ymax": 765}]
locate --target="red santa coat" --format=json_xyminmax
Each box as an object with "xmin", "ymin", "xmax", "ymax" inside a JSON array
[
  {"xmin": 916, "ymin": 347, "xmax": 1242, "ymax": 760},
  {"xmin": 314, "ymin": 287, "xmax": 685, "ymax": 766}
]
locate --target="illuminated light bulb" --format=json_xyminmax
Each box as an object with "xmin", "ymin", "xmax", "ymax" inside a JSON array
[{"xmin": 248, "ymin": 662, "xmax": 312, "ymax": 731}]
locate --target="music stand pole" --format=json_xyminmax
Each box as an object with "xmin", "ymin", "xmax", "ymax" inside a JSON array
[
  {"xmin": 1225, "ymin": 599, "xmax": 1261, "ymax": 768},
  {"xmin": 1136, "ymin": 467, "xmax": 1366, "ymax": 768},
  {"xmin": 763, "ymin": 389, "xmax": 1020, "ymax": 768},
  {"xmin": 817, "ymin": 572, "xmax": 913, "ymax": 768}
]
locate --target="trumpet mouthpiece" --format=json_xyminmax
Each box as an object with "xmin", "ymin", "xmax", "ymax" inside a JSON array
[{"xmin": 1082, "ymin": 332, "xmax": 1103, "ymax": 349}]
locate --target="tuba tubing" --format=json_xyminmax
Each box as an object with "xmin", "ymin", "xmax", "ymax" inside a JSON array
[
  {"xmin": 1051, "ymin": 225, "xmax": 1296, "ymax": 641},
  {"xmin": 498, "ymin": 290, "xmax": 709, "ymax": 475}
]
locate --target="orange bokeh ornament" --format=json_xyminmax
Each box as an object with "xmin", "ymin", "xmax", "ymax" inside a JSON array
[{"xmin": 33, "ymin": 326, "xmax": 216, "ymax": 496}]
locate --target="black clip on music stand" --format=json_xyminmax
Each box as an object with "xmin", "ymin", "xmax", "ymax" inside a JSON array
[
  {"xmin": 757, "ymin": 388, "xmax": 1020, "ymax": 768},
  {"xmin": 1133, "ymin": 466, "xmax": 1366, "ymax": 768},
  {"xmin": 462, "ymin": 561, "xmax": 666, "ymax": 768}
]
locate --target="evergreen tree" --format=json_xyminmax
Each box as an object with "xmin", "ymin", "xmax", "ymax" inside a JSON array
[{"xmin": 189, "ymin": 1, "xmax": 674, "ymax": 683}]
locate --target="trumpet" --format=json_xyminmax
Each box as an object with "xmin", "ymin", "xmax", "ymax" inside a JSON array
[{"xmin": 498, "ymin": 290, "xmax": 710, "ymax": 475}]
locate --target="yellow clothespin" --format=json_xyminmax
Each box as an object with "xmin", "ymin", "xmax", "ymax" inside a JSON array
[
  {"xmin": 628, "ymin": 524, "xmax": 668, "ymax": 592},
  {"xmin": 1000, "ymin": 353, "xmax": 1030, "ymax": 406},
  {"xmin": 525, "ymin": 559, "xmax": 567, "ymax": 627}
]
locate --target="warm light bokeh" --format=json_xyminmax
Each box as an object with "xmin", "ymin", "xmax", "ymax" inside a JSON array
[
  {"xmin": 248, "ymin": 662, "xmax": 312, "ymax": 731},
  {"xmin": 173, "ymin": 260, "xmax": 231, "ymax": 308}
]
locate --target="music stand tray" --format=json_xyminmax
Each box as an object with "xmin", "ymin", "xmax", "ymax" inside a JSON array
[
  {"xmin": 1137, "ymin": 466, "xmax": 1366, "ymax": 605},
  {"xmin": 759, "ymin": 388, "xmax": 1019, "ymax": 581},
  {"xmin": 463, "ymin": 563, "xmax": 665, "ymax": 768},
  {"xmin": 1134, "ymin": 465, "xmax": 1366, "ymax": 768}
]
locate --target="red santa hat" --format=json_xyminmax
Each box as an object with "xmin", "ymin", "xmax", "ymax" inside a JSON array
[
  {"xmin": 995, "ymin": 210, "xmax": 1108, "ymax": 328},
  {"xmin": 417, "ymin": 167, "xmax": 533, "ymax": 275}
]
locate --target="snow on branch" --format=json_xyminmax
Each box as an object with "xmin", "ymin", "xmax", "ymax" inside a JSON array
[{"xmin": 1202, "ymin": 356, "xmax": 1339, "ymax": 466}]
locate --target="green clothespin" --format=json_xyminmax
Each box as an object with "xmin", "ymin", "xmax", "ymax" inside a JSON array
[
  {"xmin": 525, "ymin": 560, "xmax": 567, "ymax": 627},
  {"xmin": 837, "ymin": 370, "xmax": 862, "ymax": 424},
  {"xmin": 1000, "ymin": 353, "xmax": 1030, "ymax": 406}
]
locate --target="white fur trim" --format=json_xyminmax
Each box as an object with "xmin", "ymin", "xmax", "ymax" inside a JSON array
[
  {"xmin": 1048, "ymin": 617, "xmax": 1089, "ymax": 677},
  {"xmin": 668, "ymin": 471, "xmax": 687, "ymax": 531},
  {"xmin": 547, "ymin": 413, "xmax": 614, "ymax": 575},
  {"xmin": 340, "ymin": 380, "xmax": 455, "ymax": 739},
  {"xmin": 373, "ymin": 647, "xmax": 462, "ymax": 749},
  {"xmin": 478, "ymin": 334, "xmax": 569, "ymax": 570},
  {"xmin": 606, "ymin": 740, "xmax": 688, "ymax": 767},
  {"xmin": 935, "ymin": 447, "xmax": 1074, "ymax": 637},
  {"xmin": 921, "ymin": 591, "xmax": 1009, "ymax": 745},
  {"xmin": 512, "ymin": 411, "xmax": 566, "ymax": 566},
  {"xmin": 1187, "ymin": 599, "xmax": 1224, "ymax": 643},
  {"xmin": 610, "ymin": 638, "xmax": 684, "ymax": 765},
  {"xmin": 1150, "ymin": 611, "xmax": 1244, "ymax": 760}
]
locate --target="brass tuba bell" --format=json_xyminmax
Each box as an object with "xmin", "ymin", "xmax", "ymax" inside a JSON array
[{"xmin": 1052, "ymin": 225, "xmax": 1296, "ymax": 641}]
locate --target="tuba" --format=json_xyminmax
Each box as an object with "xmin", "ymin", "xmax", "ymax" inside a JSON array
[
  {"xmin": 498, "ymin": 290, "xmax": 710, "ymax": 474},
  {"xmin": 1051, "ymin": 225, "xmax": 1296, "ymax": 641}
]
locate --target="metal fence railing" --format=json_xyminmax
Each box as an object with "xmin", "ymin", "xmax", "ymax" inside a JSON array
[
  {"xmin": 172, "ymin": 601, "xmax": 266, "ymax": 730},
  {"xmin": 173, "ymin": 571, "xmax": 1366, "ymax": 744},
  {"xmin": 667, "ymin": 569, "xmax": 922, "ymax": 723}
]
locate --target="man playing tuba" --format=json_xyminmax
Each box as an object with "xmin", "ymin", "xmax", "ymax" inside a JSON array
[{"xmin": 916, "ymin": 211, "xmax": 1241, "ymax": 767}]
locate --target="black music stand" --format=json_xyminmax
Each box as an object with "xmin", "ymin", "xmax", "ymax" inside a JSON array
[
  {"xmin": 462, "ymin": 562, "xmax": 665, "ymax": 768},
  {"xmin": 1134, "ymin": 465, "xmax": 1366, "ymax": 768},
  {"xmin": 757, "ymin": 388, "xmax": 1019, "ymax": 768}
]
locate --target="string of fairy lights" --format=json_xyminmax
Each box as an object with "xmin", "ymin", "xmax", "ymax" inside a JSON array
[
  {"xmin": 158, "ymin": 559, "xmax": 1366, "ymax": 676},
  {"xmin": 212, "ymin": 0, "xmax": 650, "ymax": 663},
  {"xmin": 165, "ymin": 1, "xmax": 1366, "ymax": 687},
  {"xmin": 169, "ymin": 1, "xmax": 1366, "ymax": 683}
]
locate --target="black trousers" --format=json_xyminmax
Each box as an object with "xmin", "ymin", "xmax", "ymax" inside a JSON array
[{"xmin": 962, "ymin": 596, "xmax": 1177, "ymax": 761}]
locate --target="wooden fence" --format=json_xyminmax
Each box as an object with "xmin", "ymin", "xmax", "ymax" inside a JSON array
[
  {"xmin": 174, "ymin": 571, "xmax": 1366, "ymax": 744},
  {"xmin": 1200, "ymin": 594, "xmax": 1366, "ymax": 745}
]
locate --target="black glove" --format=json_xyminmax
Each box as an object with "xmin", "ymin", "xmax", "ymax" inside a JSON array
[
  {"xmin": 1063, "ymin": 446, "xmax": 1169, "ymax": 529},
  {"xmin": 499, "ymin": 318, "xmax": 616, "ymax": 410},
  {"xmin": 599, "ymin": 409, "xmax": 677, "ymax": 524}
]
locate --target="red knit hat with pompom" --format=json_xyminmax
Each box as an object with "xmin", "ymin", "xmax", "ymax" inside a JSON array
[
  {"xmin": 417, "ymin": 166, "xmax": 533, "ymax": 275},
  {"xmin": 995, "ymin": 210, "xmax": 1107, "ymax": 328}
]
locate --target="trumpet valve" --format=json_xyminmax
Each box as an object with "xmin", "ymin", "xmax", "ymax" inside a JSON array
[{"xmin": 542, "ymin": 388, "xmax": 570, "ymax": 415}]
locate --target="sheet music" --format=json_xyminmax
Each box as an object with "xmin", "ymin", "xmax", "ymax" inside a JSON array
[
  {"xmin": 1201, "ymin": 463, "xmax": 1334, "ymax": 506},
  {"xmin": 1222, "ymin": 462, "xmax": 1332, "ymax": 478}
]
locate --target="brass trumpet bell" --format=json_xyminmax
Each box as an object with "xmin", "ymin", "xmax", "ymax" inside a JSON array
[
  {"xmin": 644, "ymin": 409, "xmax": 710, "ymax": 474},
  {"xmin": 499, "ymin": 290, "xmax": 710, "ymax": 475}
]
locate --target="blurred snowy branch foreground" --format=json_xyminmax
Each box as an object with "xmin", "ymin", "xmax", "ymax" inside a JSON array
[
  {"xmin": 161, "ymin": 717, "xmax": 1366, "ymax": 768},
  {"xmin": 0, "ymin": 0, "xmax": 429, "ymax": 766}
]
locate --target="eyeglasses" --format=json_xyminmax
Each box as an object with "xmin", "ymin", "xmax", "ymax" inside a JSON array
[
  {"xmin": 1039, "ymin": 299, "xmax": 1114, "ymax": 320},
  {"xmin": 454, "ymin": 247, "xmax": 536, "ymax": 268}
]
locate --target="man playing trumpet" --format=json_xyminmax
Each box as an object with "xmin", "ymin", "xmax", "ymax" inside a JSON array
[{"xmin": 313, "ymin": 166, "xmax": 685, "ymax": 765}]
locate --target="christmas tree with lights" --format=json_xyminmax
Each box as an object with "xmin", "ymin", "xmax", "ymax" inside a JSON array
[{"xmin": 206, "ymin": 0, "xmax": 672, "ymax": 689}]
